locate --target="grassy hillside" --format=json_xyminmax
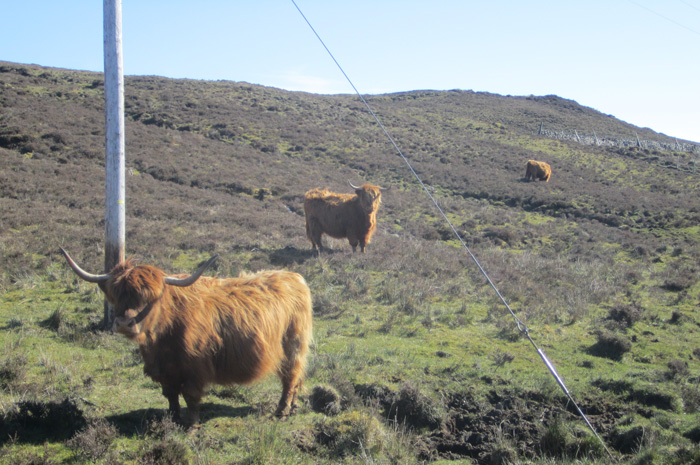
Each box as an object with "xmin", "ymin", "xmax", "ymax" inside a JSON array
[{"xmin": 1, "ymin": 61, "xmax": 700, "ymax": 464}]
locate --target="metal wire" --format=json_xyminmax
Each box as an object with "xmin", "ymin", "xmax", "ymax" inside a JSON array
[{"xmin": 290, "ymin": 0, "xmax": 616, "ymax": 461}]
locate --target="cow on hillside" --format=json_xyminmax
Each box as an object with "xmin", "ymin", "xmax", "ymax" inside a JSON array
[
  {"xmin": 60, "ymin": 248, "xmax": 313, "ymax": 425},
  {"xmin": 303, "ymin": 182, "xmax": 387, "ymax": 253},
  {"xmin": 525, "ymin": 159, "xmax": 552, "ymax": 182}
]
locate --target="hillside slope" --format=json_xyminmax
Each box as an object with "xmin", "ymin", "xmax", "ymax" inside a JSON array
[
  {"xmin": 1, "ymin": 61, "xmax": 700, "ymax": 464},
  {"xmin": 2, "ymin": 61, "xmax": 698, "ymax": 269}
]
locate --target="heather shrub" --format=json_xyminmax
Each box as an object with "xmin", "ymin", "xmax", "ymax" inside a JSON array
[
  {"xmin": 314, "ymin": 410, "xmax": 386, "ymax": 458},
  {"xmin": 0, "ymin": 354, "xmax": 28, "ymax": 391},
  {"xmin": 310, "ymin": 384, "xmax": 343, "ymax": 416},
  {"xmin": 588, "ymin": 330, "xmax": 632, "ymax": 361},
  {"xmin": 1, "ymin": 398, "xmax": 87, "ymax": 442},
  {"xmin": 607, "ymin": 302, "xmax": 643, "ymax": 330},
  {"xmin": 681, "ymin": 384, "xmax": 700, "ymax": 413},
  {"xmin": 387, "ymin": 382, "xmax": 444, "ymax": 430},
  {"xmin": 538, "ymin": 417, "xmax": 604, "ymax": 460},
  {"xmin": 666, "ymin": 359, "xmax": 690, "ymax": 380},
  {"xmin": 67, "ymin": 418, "xmax": 118, "ymax": 461},
  {"xmin": 138, "ymin": 438, "xmax": 189, "ymax": 465}
]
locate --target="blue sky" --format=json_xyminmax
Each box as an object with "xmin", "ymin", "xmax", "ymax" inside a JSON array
[{"xmin": 2, "ymin": 0, "xmax": 699, "ymax": 142}]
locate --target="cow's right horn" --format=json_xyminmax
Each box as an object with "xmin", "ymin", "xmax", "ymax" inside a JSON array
[
  {"xmin": 348, "ymin": 181, "xmax": 361, "ymax": 190},
  {"xmin": 165, "ymin": 254, "xmax": 218, "ymax": 287},
  {"xmin": 59, "ymin": 248, "xmax": 110, "ymax": 283}
]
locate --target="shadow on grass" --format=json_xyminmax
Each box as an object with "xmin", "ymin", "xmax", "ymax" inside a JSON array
[
  {"xmin": 268, "ymin": 245, "xmax": 340, "ymax": 266},
  {"xmin": 0, "ymin": 400, "xmax": 257, "ymax": 445},
  {"xmin": 105, "ymin": 403, "xmax": 256, "ymax": 436}
]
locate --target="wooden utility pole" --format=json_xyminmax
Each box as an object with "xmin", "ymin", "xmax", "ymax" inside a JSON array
[{"xmin": 103, "ymin": 0, "xmax": 125, "ymax": 327}]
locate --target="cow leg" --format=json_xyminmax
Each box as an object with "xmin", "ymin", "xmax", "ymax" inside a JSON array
[
  {"xmin": 308, "ymin": 221, "xmax": 324, "ymax": 252},
  {"xmin": 347, "ymin": 233, "xmax": 359, "ymax": 253},
  {"xmin": 278, "ymin": 378, "xmax": 303, "ymax": 417},
  {"xmin": 275, "ymin": 341, "xmax": 307, "ymax": 418},
  {"xmin": 275, "ymin": 378, "xmax": 294, "ymax": 418},
  {"xmin": 183, "ymin": 393, "xmax": 202, "ymax": 426},
  {"xmin": 181, "ymin": 381, "xmax": 205, "ymax": 426},
  {"xmin": 162, "ymin": 386, "xmax": 182, "ymax": 423},
  {"xmin": 275, "ymin": 374, "xmax": 304, "ymax": 419},
  {"xmin": 289, "ymin": 378, "xmax": 303, "ymax": 414}
]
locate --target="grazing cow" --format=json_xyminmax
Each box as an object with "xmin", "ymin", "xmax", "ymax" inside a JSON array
[
  {"xmin": 525, "ymin": 159, "xmax": 552, "ymax": 182},
  {"xmin": 303, "ymin": 182, "xmax": 387, "ymax": 253},
  {"xmin": 59, "ymin": 248, "xmax": 312, "ymax": 425}
]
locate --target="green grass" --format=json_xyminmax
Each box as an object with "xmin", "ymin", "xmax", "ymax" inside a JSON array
[
  {"xmin": 2, "ymin": 229, "xmax": 700, "ymax": 464},
  {"xmin": 2, "ymin": 61, "xmax": 700, "ymax": 464}
]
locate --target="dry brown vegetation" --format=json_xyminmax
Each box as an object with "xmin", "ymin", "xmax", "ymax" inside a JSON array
[{"xmin": 1, "ymin": 61, "xmax": 700, "ymax": 464}]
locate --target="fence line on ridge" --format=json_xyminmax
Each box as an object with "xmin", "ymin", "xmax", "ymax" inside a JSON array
[{"xmin": 537, "ymin": 122, "xmax": 700, "ymax": 154}]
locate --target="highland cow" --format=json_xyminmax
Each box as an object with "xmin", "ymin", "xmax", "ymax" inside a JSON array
[
  {"xmin": 525, "ymin": 159, "xmax": 552, "ymax": 182},
  {"xmin": 59, "ymin": 248, "xmax": 312, "ymax": 425},
  {"xmin": 303, "ymin": 182, "xmax": 387, "ymax": 253}
]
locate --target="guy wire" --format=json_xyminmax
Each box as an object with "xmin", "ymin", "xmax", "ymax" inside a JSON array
[{"xmin": 290, "ymin": 0, "xmax": 615, "ymax": 460}]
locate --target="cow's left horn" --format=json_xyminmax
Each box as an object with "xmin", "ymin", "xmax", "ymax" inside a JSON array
[
  {"xmin": 165, "ymin": 255, "xmax": 218, "ymax": 287},
  {"xmin": 59, "ymin": 248, "xmax": 110, "ymax": 283},
  {"xmin": 348, "ymin": 181, "xmax": 361, "ymax": 190}
]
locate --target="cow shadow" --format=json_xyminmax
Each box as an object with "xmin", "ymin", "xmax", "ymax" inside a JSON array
[
  {"xmin": 105, "ymin": 403, "xmax": 255, "ymax": 436},
  {"xmin": 268, "ymin": 245, "xmax": 339, "ymax": 266}
]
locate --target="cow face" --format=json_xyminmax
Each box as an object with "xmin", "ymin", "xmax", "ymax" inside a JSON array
[
  {"xmin": 355, "ymin": 185, "xmax": 383, "ymax": 214},
  {"xmin": 100, "ymin": 264, "xmax": 167, "ymax": 339}
]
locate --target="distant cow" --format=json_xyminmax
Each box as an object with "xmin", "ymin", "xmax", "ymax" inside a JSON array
[
  {"xmin": 60, "ymin": 248, "xmax": 312, "ymax": 425},
  {"xmin": 303, "ymin": 182, "xmax": 387, "ymax": 253},
  {"xmin": 525, "ymin": 160, "xmax": 551, "ymax": 182}
]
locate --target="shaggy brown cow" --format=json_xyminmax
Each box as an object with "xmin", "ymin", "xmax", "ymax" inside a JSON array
[
  {"xmin": 59, "ymin": 248, "xmax": 312, "ymax": 425},
  {"xmin": 303, "ymin": 182, "xmax": 387, "ymax": 253},
  {"xmin": 525, "ymin": 159, "xmax": 552, "ymax": 182}
]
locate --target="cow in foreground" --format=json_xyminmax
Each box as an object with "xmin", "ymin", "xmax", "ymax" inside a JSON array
[
  {"xmin": 59, "ymin": 248, "xmax": 312, "ymax": 425},
  {"xmin": 525, "ymin": 159, "xmax": 552, "ymax": 182},
  {"xmin": 303, "ymin": 182, "xmax": 387, "ymax": 253}
]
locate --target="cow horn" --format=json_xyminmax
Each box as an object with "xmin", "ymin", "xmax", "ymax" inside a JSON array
[
  {"xmin": 379, "ymin": 186, "xmax": 390, "ymax": 191},
  {"xmin": 59, "ymin": 247, "xmax": 110, "ymax": 283},
  {"xmin": 348, "ymin": 181, "xmax": 361, "ymax": 190},
  {"xmin": 165, "ymin": 254, "xmax": 218, "ymax": 287}
]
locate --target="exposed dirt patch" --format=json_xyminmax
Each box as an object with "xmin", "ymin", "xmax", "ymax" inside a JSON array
[{"xmin": 356, "ymin": 382, "xmax": 625, "ymax": 463}]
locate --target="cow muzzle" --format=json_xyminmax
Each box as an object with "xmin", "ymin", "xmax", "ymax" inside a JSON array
[
  {"xmin": 113, "ymin": 316, "xmax": 141, "ymax": 337},
  {"xmin": 112, "ymin": 308, "xmax": 144, "ymax": 338}
]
